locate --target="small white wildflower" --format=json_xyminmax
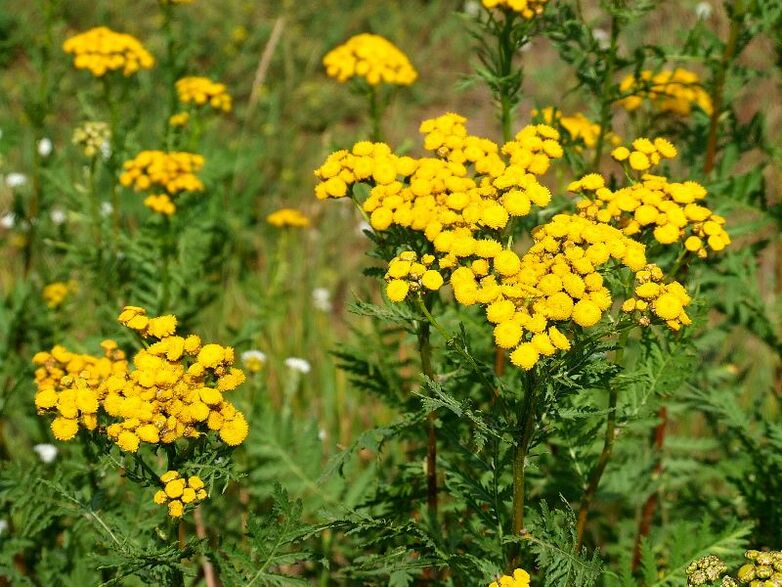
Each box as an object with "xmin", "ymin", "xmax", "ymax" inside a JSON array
[
  {"xmin": 284, "ymin": 357, "xmax": 311, "ymax": 374},
  {"xmin": 695, "ymin": 1, "xmax": 712, "ymax": 19},
  {"xmin": 37, "ymin": 138, "xmax": 53, "ymax": 158},
  {"xmin": 0, "ymin": 213, "xmax": 14, "ymax": 229},
  {"xmin": 241, "ymin": 349, "xmax": 267, "ymax": 373},
  {"xmin": 0, "ymin": 520, "xmax": 7, "ymax": 536},
  {"xmin": 100, "ymin": 201, "xmax": 113, "ymax": 217},
  {"xmin": 5, "ymin": 173, "xmax": 27, "ymax": 188},
  {"xmin": 463, "ymin": 0, "xmax": 481, "ymax": 17},
  {"xmin": 50, "ymin": 208, "xmax": 66, "ymax": 225},
  {"xmin": 33, "ymin": 443, "xmax": 58, "ymax": 463},
  {"xmin": 100, "ymin": 140, "xmax": 112, "ymax": 160},
  {"xmin": 312, "ymin": 287, "xmax": 332, "ymax": 312},
  {"xmin": 592, "ymin": 28, "xmax": 610, "ymax": 49}
]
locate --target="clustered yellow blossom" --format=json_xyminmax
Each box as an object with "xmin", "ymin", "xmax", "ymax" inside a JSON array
[
  {"xmin": 621, "ymin": 265, "xmax": 692, "ymax": 330},
  {"xmin": 686, "ymin": 555, "xmax": 730, "ymax": 586},
  {"xmin": 534, "ymin": 107, "xmax": 620, "ymax": 149},
  {"xmin": 33, "ymin": 306, "xmax": 249, "ymax": 450},
  {"xmin": 736, "ymin": 550, "xmax": 782, "ymax": 585},
  {"xmin": 169, "ymin": 112, "xmax": 190, "ymax": 127},
  {"xmin": 42, "ymin": 282, "xmax": 71, "ymax": 308},
  {"xmin": 482, "ymin": 0, "xmax": 548, "ymax": 18},
  {"xmin": 385, "ymin": 251, "xmax": 444, "ymax": 302},
  {"xmin": 617, "ymin": 68, "xmax": 713, "ymax": 116},
  {"xmin": 143, "ymin": 194, "xmax": 176, "ymax": 216},
  {"xmin": 451, "ymin": 213, "xmax": 656, "ymax": 370},
  {"xmin": 266, "ymin": 208, "xmax": 310, "ymax": 228},
  {"xmin": 315, "ymin": 113, "xmax": 562, "ymax": 269},
  {"xmin": 175, "ymin": 76, "xmax": 232, "ymax": 112},
  {"xmin": 489, "ymin": 568, "xmax": 531, "ymax": 587},
  {"xmin": 569, "ymin": 138, "xmax": 730, "ymax": 256},
  {"xmin": 120, "ymin": 151, "xmax": 205, "ymax": 215},
  {"xmin": 153, "ymin": 471, "xmax": 208, "ymax": 518},
  {"xmin": 63, "ymin": 27, "xmax": 154, "ymax": 77},
  {"xmin": 72, "ymin": 122, "xmax": 111, "ymax": 158},
  {"xmin": 314, "ymin": 116, "xmax": 704, "ymax": 373},
  {"xmin": 33, "ymin": 341, "xmax": 128, "ymax": 441},
  {"xmin": 323, "ymin": 34, "xmax": 417, "ymax": 86}
]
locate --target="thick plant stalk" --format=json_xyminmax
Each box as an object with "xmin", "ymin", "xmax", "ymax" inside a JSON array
[
  {"xmin": 575, "ymin": 385, "xmax": 618, "ymax": 549},
  {"xmin": 417, "ymin": 316, "xmax": 438, "ymax": 522},
  {"xmin": 511, "ymin": 377, "xmax": 537, "ymax": 540},
  {"xmin": 632, "ymin": 406, "xmax": 668, "ymax": 570},
  {"xmin": 591, "ymin": 16, "xmax": 619, "ymax": 171}
]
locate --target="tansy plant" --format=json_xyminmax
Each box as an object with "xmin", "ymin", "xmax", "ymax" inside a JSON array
[{"xmin": 32, "ymin": 305, "xmax": 248, "ymax": 518}]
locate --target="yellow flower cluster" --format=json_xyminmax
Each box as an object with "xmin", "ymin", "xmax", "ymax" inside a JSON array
[
  {"xmin": 153, "ymin": 471, "xmax": 207, "ymax": 518},
  {"xmin": 621, "ymin": 265, "xmax": 692, "ymax": 330},
  {"xmin": 72, "ymin": 121, "xmax": 110, "ymax": 158},
  {"xmin": 617, "ymin": 68, "xmax": 713, "ymax": 116},
  {"xmin": 266, "ymin": 208, "xmax": 310, "ymax": 228},
  {"xmin": 482, "ymin": 0, "xmax": 548, "ymax": 18},
  {"xmin": 736, "ymin": 550, "xmax": 782, "ymax": 585},
  {"xmin": 175, "ymin": 76, "xmax": 232, "ymax": 112},
  {"xmin": 534, "ymin": 107, "xmax": 621, "ymax": 149},
  {"xmin": 143, "ymin": 194, "xmax": 176, "ymax": 216},
  {"xmin": 169, "ymin": 112, "xmax": 190, "ymax": 127},
  {"xmin": 315, "ymin": 113, "xmax": 562, "ymax": 268},
  {"xmin": 63, "ymin": 27, "xmax": 154, "ymax": 77},
  {"xmin": 489, "ymin": 568, "xmax": 531, "ymax": 587},
  {"xmin": 120, "ymin": 151, "xmax": 204, "ymax": 194},
  {"xmin": 32, "ymin": 307, "xmax": 249, "ymax": 451},
  {"xmin": 385, "ymin": 251, "xmax": 444, "ymax": 302},
  {"xmin": 33, "ymin": 341, "xmax": 128, "ymax": 441},
  {"xmin": 323, "ymin": 34, "xmax": 417, "ymax": 86},
  {"xmin": 570, "ymin": 139, "xmax": 730, "ymax": 256},
  {"xmin": 451, "ymin": 213, "xmax": 650, "ymax": 370},
  {"xmin": 42, "ymin": 282, "xmax": 71, "ymax": 308}
]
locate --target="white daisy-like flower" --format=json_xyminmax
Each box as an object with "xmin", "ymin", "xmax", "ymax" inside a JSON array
[
  {"xmin": 100, "ymin": 201, "xmax": 113, "ymax": 217},
  {"xmin": 38, "ymin": 138, "xmax": 53, "ymax": 158},
  {"xmin": 5, "ymin": 173, "xmax": 27, "ymax": 188},
  {"xmin": 312, "ymin": 287, "xmax": 332, "ymax": 312},
  {"xmin": 241, "ymin": 349, "xmax": 267, "ymax": 373},
  {"xmin": 695, "ymin": 2, "xmax": 712, "ymax": 19},
  {"xmin": 0, "ymin": 212, "xmax": 14, "ymax": 229},
  {"xmin": 33, "ymin": 443, "xmax": 58, "ymax": 463},
  {"xmin": 284, "ymin": 357, "xmax": 311, "ymax": 374},
  {"xmin": 50, "ymin": 208, "xmax": 67, "ymax": 225}
]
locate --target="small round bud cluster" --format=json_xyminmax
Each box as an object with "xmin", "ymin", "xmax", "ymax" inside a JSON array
[
  {"xmin": 175, "ymin": 76, "xmax": 232, "ymax": 112},
  {"xmin": 489, "ymin": 567, "xmax": 531, "ymax": 587},
  {"xmin": 384, "ymin": 251, "xmax": 444, "ymax": 302},
  {"xmin": 153, "ymin": 471, "xmax": 207, "ymax": 518},
  {"xmin": 266, "ymin": 208, "xmax": 310, "ymax": 229},
  {"xmin": 482, "ymin": 0, "xmax": 549, "ymax": 19},
  {"xmin": 323, "ymin": 34, "xmax": 417, "ymax": 86},
  {"xmin": 621, "ymin": 264, "xmax": 692, "ymax": 331},
  {"xmin": 72, "ymin": 122, "xmax": 111, "ymax": 158},
  {"xmin": 120, "ymin": 151, "xmax": 205, "ymax": 215},
  {"xmin": 618, "ymin": 68, "xmax": 713, "ymax": 117},
  {"xmin": 737, "ymin": 550, "xmax": 782, "ymax": 586},
  {"xmin": 571, "ymin": 142, "xmax": 730, "ymax": 256},
  {"xmin": 687, "ymin": 555, "xmax": 729, "ymax": 585},
  {"xmin": 63, "ymin": 27, "xmax": 154, "ymax": 77}
]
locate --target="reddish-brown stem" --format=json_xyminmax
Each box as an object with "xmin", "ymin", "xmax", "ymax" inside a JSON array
[
  {"xmin": 194, "ymin": 506, "xmax": 219, "ymax": 587},
  {"xmin": 632, "ymin": 406, "xmax": 668, "ymax": 570}
]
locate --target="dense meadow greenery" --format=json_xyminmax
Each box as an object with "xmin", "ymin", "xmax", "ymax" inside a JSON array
[{"xmin": 1, "ymin": 0, "xmax": 782, "ymax": 585}]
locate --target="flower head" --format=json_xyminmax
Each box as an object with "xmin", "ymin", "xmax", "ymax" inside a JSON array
[
  {"xmin": 176, "ymin": 76, "xmax": 232, "ymax": 112},
  {"xmin": 63, "ymin": 27, "xmax": 154, "ymax": 77},
  {"xmin": 284, "ymin": 357, "xmax": 311, "ymax": 374},
  {"xmin": 266, "ymin": 208, "xmax": 310, "ymax": 228},
  {"xmin": 323, "ymin": 34, "xmax": 417, "ymax": 86}
]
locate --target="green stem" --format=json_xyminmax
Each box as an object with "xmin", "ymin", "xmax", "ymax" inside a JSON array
[
  {"xmin": 368, "ymin": 86, "xmax": 382, "ymax": 142},
  {"xmin": 416, "ymin": 297, "xmax": 437, "ymax": 524},
  {"xmin": 591, "ymin": 16, "xmax": 619, "ymax": 171},
  {"xmin": 497, "ymin": 11, "xmax": 518, "ymax": 143},
  {"xmin": 511, "ymin": 375, "xmax": 537, "ymax": 540},
  {"xmin": 574, "ymin": 331, "xmax": 627, "ymax": 549}
]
